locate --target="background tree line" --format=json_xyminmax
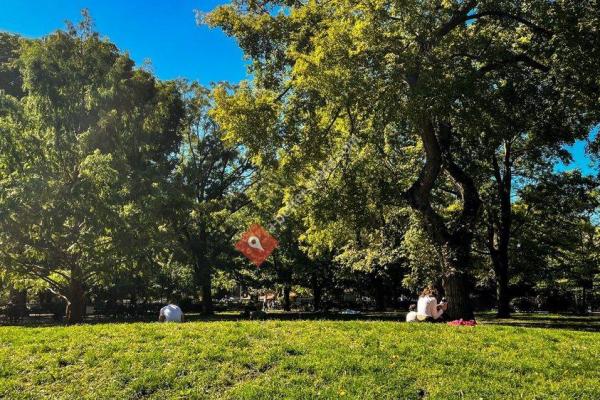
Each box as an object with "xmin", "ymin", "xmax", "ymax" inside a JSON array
[{"xmin": 1, "ymin": 2, "xmax": 599, "ymax": 323}]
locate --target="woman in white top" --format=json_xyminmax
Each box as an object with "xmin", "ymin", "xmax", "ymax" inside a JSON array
[{"xmin": 416, "ymin": 286, "xmax": 447, "ymax": 322}]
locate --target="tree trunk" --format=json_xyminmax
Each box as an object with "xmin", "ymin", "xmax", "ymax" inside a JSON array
[
  {"xmin": 201, "ymin": 269, "xmax": 213, "ymax": 315},
  {"xmin": 494, "ymin": 253, "xmax": 511, "ymax": 317},
  {"xmin": 443, "ymin": 271, "xmax": 473, "ymax": 320},
  {"xmin": 440, "ymin": 238, "xmax": 475, "ymax": 320},
  {"xmin": 66, "ymin": 277, "xmax": 85, "ymax": 324},
  {"xmin": 488, "ymin": 222, "xmax": 511, "ymax": 318},
  {"xmin": 282, "ymin": 285, "xmax": 291, "ymax": 311},
  {"xmin": 373, "ymin": 276, "xmax": 385, "ymax": 311},
  {"xmin": 9, "ymin": 287, "xmax": 27, "ymax": 318},
  {"xmin": 489, "ymin": 142, "xmax": 513, "ymax": 318},
  {"xmin": 194, "ymin": 255, "xmax": 213, "ymax": 315},
  {"xmin": 192, "ymin": 227, "xmax": 213, "ymax": 315},
  {"xmin": 312, "ymin": 281, "xmax": 322, "ymax": 311}
]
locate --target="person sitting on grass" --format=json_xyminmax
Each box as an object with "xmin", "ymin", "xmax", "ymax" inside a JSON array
[
  {"xmin": 416, "ymin": 286, "xmax": 447, "ymax": 322},
  {"xmin": 159, "ymin": 302, "xmax": 184, "ymax": 323}
]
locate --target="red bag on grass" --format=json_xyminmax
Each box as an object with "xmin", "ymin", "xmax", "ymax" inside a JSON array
[{"xmin": 447, "ymin": 319, "xmax": 477, "ymax": 326}]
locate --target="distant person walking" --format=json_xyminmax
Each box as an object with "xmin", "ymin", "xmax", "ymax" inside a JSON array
[
  {"xmin": 159, "ymin": 303, "xmax": 184, "ymax": 323},
  {"xmin": 416, "ymin": 286, "xmax": 447, "ymax": 322}
]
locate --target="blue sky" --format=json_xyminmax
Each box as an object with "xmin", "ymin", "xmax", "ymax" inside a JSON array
[
  {"xmin": 0, "ymin": 0, "xmax": 247, "ymax": 85},
  {"xmin": 561, "ymin": 127, "xmax": 597, "ymax": 176},
  {"xmin": 0, "ymin": 0, "xmax": 596, "ymax": 175}
]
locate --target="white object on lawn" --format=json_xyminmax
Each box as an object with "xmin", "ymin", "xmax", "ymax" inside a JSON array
[{"xmin": 160, "ymin": 304, "xmax": 183, "ymax": 322}]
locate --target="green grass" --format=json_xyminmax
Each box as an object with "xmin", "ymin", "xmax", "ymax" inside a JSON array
[{"xmin": 1, "ymin": 319, "xmax": 599, "ymax": 399}]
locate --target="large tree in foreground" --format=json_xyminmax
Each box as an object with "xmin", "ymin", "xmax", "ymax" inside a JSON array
[
  {"xmin": 0, "ymin": 14, "xmax": 184, "ymax": 323},
  {"xmin": 206, "ymin": 0, "xmax": 599, "ymax": 319},
  {"xmin": 163, "ymin": 82, "xmax": 253, "ymax": 314}
]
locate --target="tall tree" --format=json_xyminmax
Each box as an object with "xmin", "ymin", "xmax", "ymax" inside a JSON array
[
  {"xmin": 509, "ymin": 172, "xmax": 599, "ymax": 312},
  {"xmin": 0, "ymin": 13, "xmax": 184, "ymax": 323},
  {"xmin": 461, "ymin": 66, "xmax": 588, "ymax": 316},
  {"xmin": 164, "ymin": 82, "xmax": 253, "ymax": 314},
  {"xmin": 206, "ymin": 0, "xmax": 600, "ymax": 319}
]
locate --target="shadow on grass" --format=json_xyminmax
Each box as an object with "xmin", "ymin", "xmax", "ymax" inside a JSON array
[
  {"xmin": 476, "ymin": 312, "xmax": 600, "ymax": 332},
  {"xmin": 3, "ymin": 311, "xmax": 600, "ymax": 332},
  {"xmin": 0, "ymin": 311, "xmax": 407, "ymax": 327}
]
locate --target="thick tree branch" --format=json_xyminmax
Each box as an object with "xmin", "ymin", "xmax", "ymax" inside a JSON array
[
  {"xmin": 478, "ymin": 53, "xmax": 550, "ymax": 76},
  {"xmin": 403, "ymin": 117, "xmax": 449, "ymax": 244},
  {"xmin": 486, "ymin": 207, "xmax": 499, "ymax": 254},
  {"xmin": 491, "ymin": 152, "xmax": 503, "ymax": 193},
  {"xmin": 437, "ymin": 123, "xmax": 482, "ymax": 234},
  {"xmin": 466, "ymin": 11, "xmax": 553, "ymax": 38},
  {"xmin": 433, "ymin": 1, "xmax": 479, "ymax": 41}
]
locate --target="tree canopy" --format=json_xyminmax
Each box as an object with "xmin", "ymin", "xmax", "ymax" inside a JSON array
[{"xmin": 1, "ymin": 5, "xmax": 599, "ymax": 321}]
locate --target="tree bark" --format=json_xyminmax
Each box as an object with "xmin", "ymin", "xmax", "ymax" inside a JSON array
[
  {"xmin": 440, "ymin": 238, "xmax": 475, "ymax": 320},
  {"xmin": 493, "ymin": 252, "xmax": 511, "ymax": 317},
  {"xmin": 372, "ymin": 275, "xmax": 386, "ymax": 311},
  {"xmin": 282, "ymin": 285, "xmax": 291, "ymax": 311},
  {"xmin": 66, "ymin": 272, "xmax": 85, "ymax": 324},
  {"xmin": 488, "ymin": 142, "xmax": 512, "ymax": 318},
  {"xmin": 312, "ymin": 280, "xmax": 322, "ymax": 311},
  {"xmin": 201, "ymin": 268, "xmax": 213, "ymax": 315},
  {"xmin": 192, "ymin": 225, "xmax": 213, "ymax": 315},
  {"xmin": 194, "ymin": 254, "xmax": 213, "ymax": 315},
  {"xmin": 580, "ymin": 287, "xmax": 587, "ymax": 315},
  {"xmin": 9, "ymin": 287, "xmax": 27, "ymax": 318},
  {"xmin": 443, "ymin": 272, "xmax": 473, "ymax": 320}
]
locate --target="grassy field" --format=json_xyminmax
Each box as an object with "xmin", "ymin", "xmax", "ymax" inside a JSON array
[{"xmin": 1, "ymin": 318, "xmax": 599, "ymax": 399}]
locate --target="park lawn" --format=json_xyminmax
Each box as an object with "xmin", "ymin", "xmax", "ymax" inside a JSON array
[{"xmin": 0, "ymin": 321, "xmax": 598, "ymax": 399}]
